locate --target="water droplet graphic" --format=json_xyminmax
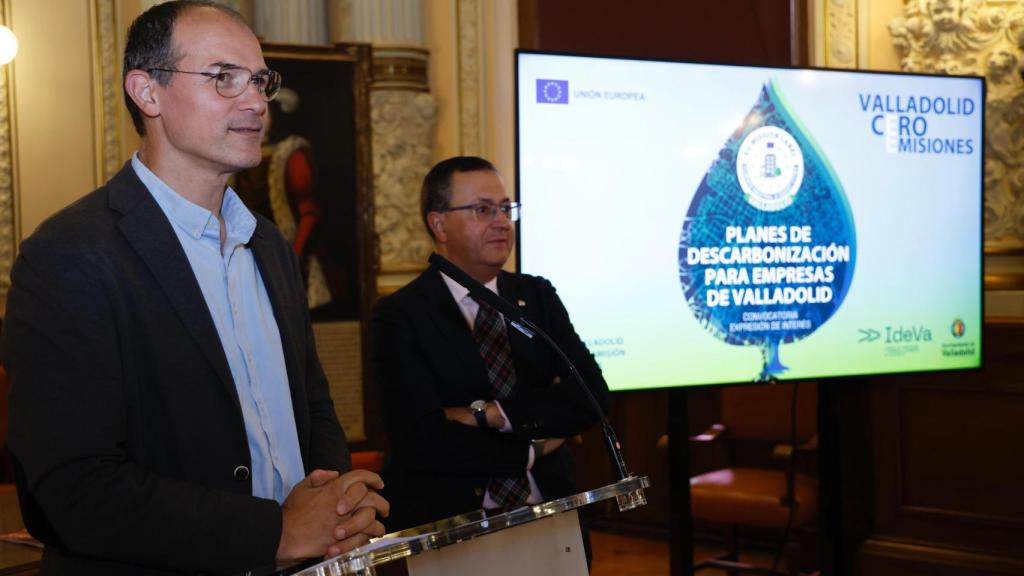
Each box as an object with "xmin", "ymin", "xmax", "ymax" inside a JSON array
[{"xmin": 678, "ymin": 80, "xmax": 857, "ymax": 380}]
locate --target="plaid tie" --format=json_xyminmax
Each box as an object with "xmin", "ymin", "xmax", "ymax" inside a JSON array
[{"xmin": 472, "ymin": 299, "xmax": 532, "ymax": 508}]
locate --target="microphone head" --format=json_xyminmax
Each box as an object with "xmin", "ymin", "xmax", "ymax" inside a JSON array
[{"xmin": 429, "ymin": 252, "xmax": 523, "ymax": 321}]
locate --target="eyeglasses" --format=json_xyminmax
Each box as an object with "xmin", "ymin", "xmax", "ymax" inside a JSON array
[
  {"xmin": 440, "ymin": 202, "xmax": 521, "ymax": 222},
  {"xmin": 148, "ymin": 66, "xmax": 282, "ymax": 101}
]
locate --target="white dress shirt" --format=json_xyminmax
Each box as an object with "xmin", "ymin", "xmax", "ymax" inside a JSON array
[{"xmin": 440, "ymin": 272, "xmax": 543, "ymax": 506}]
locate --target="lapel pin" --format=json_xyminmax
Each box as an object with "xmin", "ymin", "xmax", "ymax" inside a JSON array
[{"xmin": 517, "ymin": 299, "xmax": 526, "ymax": 307}]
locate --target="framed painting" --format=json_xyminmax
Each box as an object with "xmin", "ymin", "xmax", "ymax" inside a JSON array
[{"xmin": 232, "ymin": 42, "xmax": 376, "ymax": 443}]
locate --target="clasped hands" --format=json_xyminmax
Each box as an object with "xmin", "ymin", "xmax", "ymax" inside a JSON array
[{"xmin": 276, "ymin": 468, "xmax": 390, "ymax": 566}]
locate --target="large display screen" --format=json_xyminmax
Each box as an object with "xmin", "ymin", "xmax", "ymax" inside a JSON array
[{"xmin": 516, "ymin": 51, "xmax": 984, "ymax": 391}]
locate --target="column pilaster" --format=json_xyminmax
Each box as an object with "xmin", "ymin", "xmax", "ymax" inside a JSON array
[{"xmin": 331, "ymin": 0, "xmax": 437, "ymax": 290}]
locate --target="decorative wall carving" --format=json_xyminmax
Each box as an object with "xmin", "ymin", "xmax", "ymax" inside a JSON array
[
  {"xmin": 371, "ymin": 90, "xmax": 437, "ymax": 272},
  {"xmin": 0, "ymin": 0, "xmax": 15, "ymax": 293},
  {"xmin": 372, "ymin": 48, "xmax": 430, "ymax": 91},
  {"xmin": 334, "ymin": 0, "xmax": 436, "ymax": 276},
  {"xmin": 92, "ymin": 0, "xmax": 123, "ymax": 184},
  {"xmin": 891, "ymin": 0, "xmax": 1024, "ymax": 251},
  {"xmin": 828, "ymin": 0, "xmax": 858, "ymax": 67},
  {"xmin": 458, "ymin": 0, "xmax": 483, "ymax": 156}
]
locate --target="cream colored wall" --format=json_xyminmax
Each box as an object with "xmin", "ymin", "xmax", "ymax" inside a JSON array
[
  {"xmin": 424, "ymin": 0, "xmax": 459, "ymax": 162},
  {"xmin": 424, "ymin": 0, "xmax": 517, "ymax": 178},
  {"xmin": 866, "ymin": 0, "xmax": 903, "ymax": 71},
  {"xmin": 119, "ymin": 1, "xmax": 142, "ymax": 164},
  {"xmin": 10, "ymin": 1, "xmax": 99, "ymax": 240},
  {"xmin": 481, "ymin": 0, "xmax": 516, "ymax": 182},
  {"xmin": 810, "ymin": 0, "xmax": 903, "ymax": 69},
  {"xmin": 424, "ymin": 0, "xmax": 518, "ymax": 270}
]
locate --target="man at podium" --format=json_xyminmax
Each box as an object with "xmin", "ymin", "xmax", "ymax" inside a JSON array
[
  {"xmin": 2, "ymin": 2, "xmax": 387, "ymax": 573},
  {"xmin": 372, "ymin": 156, "xmax": 610, "ymax": 534}
]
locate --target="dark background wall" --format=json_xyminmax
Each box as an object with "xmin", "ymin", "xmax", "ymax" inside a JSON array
[{"xmin": 518, "ymin": 0, "xmax": 801, "ymax": 66}]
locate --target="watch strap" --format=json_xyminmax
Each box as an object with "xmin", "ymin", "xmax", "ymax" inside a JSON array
[{"xmin": 472, "ymin": 403, "xmax": 488, "ymax": 428}]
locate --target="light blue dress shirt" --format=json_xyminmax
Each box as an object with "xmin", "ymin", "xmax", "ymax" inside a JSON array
[{"xmin": 132, "ymin": 154, "xmax": 305, "ymax": 503}]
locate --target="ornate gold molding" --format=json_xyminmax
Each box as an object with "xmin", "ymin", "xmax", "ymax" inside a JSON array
[
  {"xmin": 371, "ymin": 46, "xmax": 429, "ymax": 91},
  {"xmin": 0, "ymin": 0, "xmax": 17, "ymax": 294},
  {"xmin": 457, "ymin": 0, "xmax": 483, "ymax": 155},
  {"xmin": 91, "ymin": 0, "xmax": 123, "ymax": 185},
  {"xmin": 891, "ymin": 0, "xmax": 1024, "ymax": 254},
  {"xmin": 370, "ymin": 90, "xmax": 437, "ymax": 274},
  {"xmin": 369, "ymin": 45, "xmax": 434, "ymax": 274}
]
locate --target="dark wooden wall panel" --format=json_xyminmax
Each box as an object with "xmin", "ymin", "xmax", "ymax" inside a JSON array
[
  {"xmin": 901, "ymin": 388, "xmax": 1024, "ymax": 519},
  {"xmin": 858, "ymin": 538, "xmax": 1024, "ymax": 576},
  {"xmin": 519, "ymin": 0, "xmax": 797, "ymax": 66},
  {"xmin": 857, "ymin": 320, "xmax": 1024, "ymax": 576}
]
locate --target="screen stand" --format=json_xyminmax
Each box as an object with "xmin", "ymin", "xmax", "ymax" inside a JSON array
[
  {"xmin": 668, "ymin": 388, "xmax": 694, "ymax": 576},
  {"xmin": 818, "ymin": 376, "xmax": 873, "ymax": 576},
  {"xmin": 819, "ymin": 378, "xmax": 842, "ymax": 576}
]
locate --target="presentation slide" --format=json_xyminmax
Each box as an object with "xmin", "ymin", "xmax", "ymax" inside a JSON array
[{"xmin": 517, "ymin": 52, "xmax": 983, "ymax": 391}]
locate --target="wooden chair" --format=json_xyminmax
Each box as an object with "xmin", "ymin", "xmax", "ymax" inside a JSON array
[
  {"xmin": 687, "ymin": 382, "xmax": 819, "ymax": 575},
  {"xmin": 350, "ymin": 450, "xmax": 385, "ymax": 473}
]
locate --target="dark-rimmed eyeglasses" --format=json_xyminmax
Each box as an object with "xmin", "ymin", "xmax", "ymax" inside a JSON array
[
  {"xmin": 440, "ymin": 202, "xmax": 521, "ymax": 222},
  {"xmin": 148, "ymin": 66, "xmax": 282, "ymax": 101}
]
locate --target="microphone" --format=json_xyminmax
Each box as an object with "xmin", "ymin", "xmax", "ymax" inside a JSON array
[
  {"xmin": 428, "ymin": 252, "xmax": 535, "ymax": 338},
  {"xmin": 428, "ymin": 252, "xmax": 644, "ymax": 509}
]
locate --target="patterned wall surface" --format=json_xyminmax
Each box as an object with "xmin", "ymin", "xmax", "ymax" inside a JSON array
[
  {"xmin": 890, "ymin": 0, "xmax": 1024, "ymax": 252},
  {"xmin": 92, "ymin": 0, "xmax": 123, "ymax": 185},
  {"xmin": 0, "ymin": 0, "xmax": 16, "ymax": 293}
]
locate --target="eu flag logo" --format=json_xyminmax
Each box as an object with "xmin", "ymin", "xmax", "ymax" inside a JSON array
[{"xmin": 536, "ymin": 79, "xmax": 568, "ymax": 104}]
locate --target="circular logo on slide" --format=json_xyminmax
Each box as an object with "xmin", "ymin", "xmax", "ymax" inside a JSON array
[
  {"xmin": 736, "ymin": 126, "xmax": 804, "ymax": 212},
  {"xmin": 951, "ymin": 318, "xmax": 966, "ymax": 338},
  {"xmin": 541, "ymin": 80, "xmax": 564, "ymax": 103}
]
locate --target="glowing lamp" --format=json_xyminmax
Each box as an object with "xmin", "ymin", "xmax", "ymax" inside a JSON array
[{"xmin": 0, "ymin": 25, "xmax": 18, "ymax": 65}]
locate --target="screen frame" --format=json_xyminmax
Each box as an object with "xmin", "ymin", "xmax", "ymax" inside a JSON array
[{"xmin": 513, "ymin": 48, "xmax": 986, "ymax": 392}]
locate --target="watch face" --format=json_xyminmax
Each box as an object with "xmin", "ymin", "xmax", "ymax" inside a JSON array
[{"xmin": 470, "ymin": 400, "xmax": 486, "ymax": 412}]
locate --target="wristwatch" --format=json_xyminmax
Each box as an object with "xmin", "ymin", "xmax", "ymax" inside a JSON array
[
  {"xmin": 531, "ymin": 438, "xmax": 546, "ymax": 457},
  {"xmin": 470, "ymin": 400, "xmax": 488, "ymax": 428}
]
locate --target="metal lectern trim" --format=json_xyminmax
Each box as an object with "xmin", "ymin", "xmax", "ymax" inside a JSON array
[{"xmin": 293, "ymin": 475, "xmax": 651, "ymax": 576}]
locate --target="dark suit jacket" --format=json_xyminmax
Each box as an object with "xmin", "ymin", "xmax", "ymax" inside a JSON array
[
  {"xmin": 372, "ymin": 264, "xmax": 608, "ymax": 531},
  {"xmin": 1, "ymin": 163, "xmax": 349, "ymax": 575}
]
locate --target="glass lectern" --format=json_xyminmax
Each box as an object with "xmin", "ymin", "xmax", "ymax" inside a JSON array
[{"xmin": 294, "ymin": 475, "xmax": 650, "ymax": 576}]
